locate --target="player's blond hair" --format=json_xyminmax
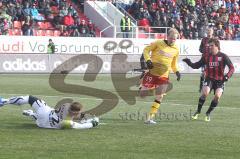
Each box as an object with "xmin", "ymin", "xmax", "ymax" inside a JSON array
[
  {"xmin": 167, "ymin": 28, "xmax": 179, "ymax": 38},
  {"xmin": 70, "ymin": 102, "xmax": 83, "ymax": 112}
]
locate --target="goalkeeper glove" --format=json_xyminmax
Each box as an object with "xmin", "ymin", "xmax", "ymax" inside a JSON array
[
  {"xmin": 182, "ymin": 58, "xmax": 191, "ymax": 65},
  {"xmin": 91, "ymin": 118, "xmax": 99, "ymax": 127},
  {"xmin": 146, "ymin": 60, "xmax": 153, "ymax": 69},
  {"xmin": 223, "ymin": 75, "xmax": 228, "ymax": 82},
  {"xmin": 176, "ymin": 71, "xmax": 181, "ymax": 81}
]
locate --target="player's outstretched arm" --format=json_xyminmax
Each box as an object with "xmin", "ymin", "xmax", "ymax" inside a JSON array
[
  {"xmin": 182, "ymin": 58, "xmax": 203, "ymax": 69},
  {"xmin": 60, "ymin": 117, "xmax": 99, "ymax": 129}
]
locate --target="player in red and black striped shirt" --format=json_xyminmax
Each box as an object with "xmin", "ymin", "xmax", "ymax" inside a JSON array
[
  {"xmin": 183, "ymin": 38, "xmax": 234, "ymax": 121},
  {"xmin": 198, "ymin": 27, "xmax": 214, "ymax": 92}
]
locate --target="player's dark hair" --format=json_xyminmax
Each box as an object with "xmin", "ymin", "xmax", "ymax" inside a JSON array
[
  {"xmin": 70, "ymin": 102, "xmax": 83, "ymax": 111},
  {"xmin": 209, "ymin": 38, "xmax": 220, "ymax": 50}
]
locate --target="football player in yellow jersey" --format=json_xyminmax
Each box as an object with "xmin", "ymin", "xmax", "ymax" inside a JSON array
[{"xmin": 139, "ymin": 28, "xmax": 181, "ymax": 124}]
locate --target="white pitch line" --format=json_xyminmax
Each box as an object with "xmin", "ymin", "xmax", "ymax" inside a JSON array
[
  {"xmin": 99, "ymin": 123, "xmax": 107, "ymax": 125},
  {"xmin": 1, "ymin": 93, "xmax": 240, "ymax": 110}
]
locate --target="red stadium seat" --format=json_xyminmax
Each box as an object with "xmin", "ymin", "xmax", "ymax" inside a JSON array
[
  {"xmin": 32, "ymin": 29, "xmax": 37, "ymax": 36},
  {"xmin": 45, "ymin": 30, "xmax": 53, "ymax": 36},
  {"xmin": 36, "ymin": 30, "xmax": 45, "ymax": 36},
  {"xmin": 45, "ymin": 22, "xmax": 54, "ymax": 29},
  {"xmin": 13, "ymin": 29, "xmax": 22, "ymax": 35},
  {"xmin": 8, "ymin": 29, "xmax": 13, "ymax": 35},
  {"xmin": 53, "ymin": 30, "xmax": 61, "ymax": 36},
  {"xmin": 37, "ymin": 22, "xmax": 46, "ymax": 29}
]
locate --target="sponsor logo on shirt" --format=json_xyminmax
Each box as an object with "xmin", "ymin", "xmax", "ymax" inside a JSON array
[{"xmin": 158, "ymin": 50, "xmax": 174, "ymax": 58}]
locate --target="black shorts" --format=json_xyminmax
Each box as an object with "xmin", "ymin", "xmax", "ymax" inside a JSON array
[{"xmin": 203, "ymin": 78, "xmax": 225, "ymax": 93}]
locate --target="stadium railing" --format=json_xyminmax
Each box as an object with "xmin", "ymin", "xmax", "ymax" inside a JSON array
[{"xmin": 100, "ymin": 26, "xmax": 169, "ymax": 39}]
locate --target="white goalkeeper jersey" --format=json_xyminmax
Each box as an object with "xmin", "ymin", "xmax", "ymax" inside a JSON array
[{"xmin": 32, "ymin": 101, "xmax": 74, "ymax": 129}]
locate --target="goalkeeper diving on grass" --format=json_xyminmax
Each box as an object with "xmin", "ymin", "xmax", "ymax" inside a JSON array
[
  {"xmin": 0, "ymin": 95, "xmax": 99, "ymax": 129},
  {"xmin": 139, "ymin": 28, "xmax": 181, "ymax": 124}
]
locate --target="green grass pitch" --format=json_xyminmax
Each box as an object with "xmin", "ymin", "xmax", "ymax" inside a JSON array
[{"xmin": 0, "ymin": 74, "xmax": 239, "ymax": 159}]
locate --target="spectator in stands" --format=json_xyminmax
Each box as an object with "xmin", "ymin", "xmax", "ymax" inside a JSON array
[
  {"xmin": 67, "ymin": 5, "xmax": 77, "ymax": 17},
  {"xmin": 22, "ymin": 21, "xmax": 33, "ymax": 36},
  {"xmin": 88, "ymin": 20, "xmax": 96, "ymax": 37},
  {"xmin": 158, "ymin": 15, "xmax": 168, "ymax": 33},
  {"xmin": 59, "ymin": 6, "xmax": 68, "ymax": 17},
  {"xmin": 137, "ymin": 7, "xmax": 152, "ymax": 22},
  {"xmin": 179, "ymin": 30, "xmax": 186, "ymax": 39},
  {"xmin": 52, "ymin": 14, "xmax": 62, "ymax": 29},
  {"xmin": 152, "ymin": 10, "xmax": 161, "ymax": 29},
  {"xmin": 40, "ymin": 3, "xmax": 53, "ymax": 21},
  {"xmin": 63, "ymin": 11, "xmax": 74, "ymax": 30},
  {"xmin": 0, "ymin": 10, "xmax": 12, "ymax": 22},
  {"xmin": 130, "ymin": 0, "xmax": 140, "ymax": 19},
  {"xmin": 6, "ymin": 2, "xmax": 17, "ymax": 21},
  {"xmin": 215, "ymin": 24, "xmax": 226, "ymax": 40},
  {"xmin": 229, "ymin": 12, "xmax": 240, "ymax": 29},
  {"xmin": 78, "ymin": 19, "xmax": 90, "ymax": 37},
  {"xmin": 70, "ymin": 28, "xmax": 80, "ymax": 37},
  {"xmin": 186, "ymin": 1, "xmax": 194, "ymax": 13},
  {"xmin": 183, "ymin": 24, "xmax": 192, "ymax": 39},
  {"xmin": 15, "ymin": 3, "xmax": 25, "ymax": 21},
  {"xmin": 219, "ymin": 12, "xmax": 229, "ymax": 28},
  {"xmin": 158, "ymin": 7, "xmax": 166, "ymax": 20},
  {"xmin": 77, "ymin": 0, "xmax": 85, "ymax": 12},
  {"xmin": 47, "ymin": 39, "xmax": 55, "ymax": 54},
  {"xmin": 1, "ymin": 18, "xmax": 10, "ymax": 35},
  {"xmin": 22, "ymin": 2, "xmax": 31, "ymax": 18},
  {"xmin": 120, "ymin": 13, "xmax": 132, "ymax": 38},
  {"xmin": 59, "ymin": 0, "xmax": 67, "ymax": 8},
  {"xmin": 30, "ymin": 4, "xmax": 45, "ymax": 21},
  {"xmin": 60, "ymin": 26, "xmax": 69, "ymax": 36},
  {"xmin": 73, "ymin": 15, "xmax": 80, "ymax": 29},
  {"xmin": 234, "ymin": 28, "xmax": 240, "ymax": 40}
]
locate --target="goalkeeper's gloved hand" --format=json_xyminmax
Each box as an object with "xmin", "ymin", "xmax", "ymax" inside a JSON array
[
  {"xmin": 176, "ymin": 71, "xmax": 181, "ymax": 81},
  {"xmin": 223, "ymin": 75, "xmax": 228, "ymax": 82},
  {"xmin": 91, "ymin": 119, "xmax": 99, "ymax": 127},
  {"xmin": 182, "ymin": 58, "xmax": 191, "ymax": 65},
  {"xmin": 146, "ymin": 60, "xmax": 153, "ymax": 69}
]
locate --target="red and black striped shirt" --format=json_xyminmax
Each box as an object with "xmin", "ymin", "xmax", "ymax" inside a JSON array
[{"xmin": 188, "ymin": 52, "xmax": 235, "ymax": 81}]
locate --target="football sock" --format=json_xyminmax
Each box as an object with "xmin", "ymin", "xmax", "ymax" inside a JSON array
[
  {"xmin": 197, "ymin": 96, "xmax": 206, "ymax": 113},
  {"xmin": 8, "ymin": 96, "xmax": 29, "ymax": 105},
  {"xmin": 206, "ymin": 100, "xmax": 218, "ymax": 115},
  {"xmin": 149, "ymin": 100, "xmax": 160, "ymax": 120},
  {"xmin": 199, "ymin": 75, "xmax": 204, "ymax": 92}
]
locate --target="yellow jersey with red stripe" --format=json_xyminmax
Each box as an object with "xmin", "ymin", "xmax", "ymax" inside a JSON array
[{"xmin": 143, "ymin": 40, "xmax": 179, "ymax": 78}]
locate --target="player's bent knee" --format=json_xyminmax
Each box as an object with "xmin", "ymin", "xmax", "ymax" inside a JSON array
[{"xmin": 214, "ymin": 96, "xmax": 221, "ymax": 102}]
